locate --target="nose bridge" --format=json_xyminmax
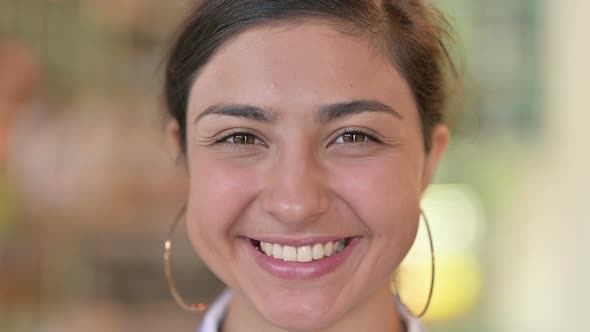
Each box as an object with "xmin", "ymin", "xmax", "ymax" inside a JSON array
[{"xmin": 261, "ymin": 144, "xmax": 329, "ymax": 225}]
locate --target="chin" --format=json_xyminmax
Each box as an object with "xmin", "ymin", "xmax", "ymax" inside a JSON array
[
  {"xmin": 255, "ymin": 296, "xmax": 344, "ymax": 332},
  {"xmin": 263, "ymin": 311, "xmax": 335, "ymax": 332}
]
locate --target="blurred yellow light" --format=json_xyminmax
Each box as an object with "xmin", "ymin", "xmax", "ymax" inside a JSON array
[
  {"xmin": 395, "ymin": 253, "xmax": 483, "ymax": 321},
  {"xmin": 394, "ymin": 184, "xmax": 486, "ymax": 321}
]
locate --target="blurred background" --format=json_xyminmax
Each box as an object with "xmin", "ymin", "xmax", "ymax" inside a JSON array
[{"xmin": 0, "ymin": 0, "xmax": 588, "ymax": 331}]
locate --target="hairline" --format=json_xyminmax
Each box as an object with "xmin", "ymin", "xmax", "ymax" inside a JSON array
[{"xmin": 186, "ymin": 16, "xmax": 395, "ymax": 96}]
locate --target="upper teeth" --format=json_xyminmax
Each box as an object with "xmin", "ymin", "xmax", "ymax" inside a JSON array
[{"xmin": 259, "ymin": 240, "xmax": 347, "ymax": 262}]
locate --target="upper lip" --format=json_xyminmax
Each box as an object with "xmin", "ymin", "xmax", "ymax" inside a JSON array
[{"xmin": 244, "ymin": 235, "xmax": 356, "ymax": 247}]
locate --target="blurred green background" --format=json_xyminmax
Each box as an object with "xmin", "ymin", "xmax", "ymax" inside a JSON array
[{"xmin": 1, "ymin": 0, "xmax": 588, "ymax": 331}]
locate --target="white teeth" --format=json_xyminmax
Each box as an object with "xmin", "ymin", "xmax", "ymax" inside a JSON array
[
  {"xmin": 297, "ymin": 246, "xmax": 313, "ymax": 262},
  {"xmin": 272, "ymin": 243, "xmax": 283, "ymax": 259},
  {"xmin": 258, "ymin": 239, "xmax": 349, "ymax": 263},
  {"xmin": 282, "ymin": 246, "xmax": 297, "ymax": 262},
  {"xmin": 312, "ymin": 243, "xmax": 324, "ymax": 260},
  {"xmin": 324, "ymin": 241, "xmax": 333, "ymax": 256}
]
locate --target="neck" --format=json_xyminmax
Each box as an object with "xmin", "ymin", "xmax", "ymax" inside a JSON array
[{"xmin": 222, "ymin": 283, "xmax": 404, "ymax": 332}]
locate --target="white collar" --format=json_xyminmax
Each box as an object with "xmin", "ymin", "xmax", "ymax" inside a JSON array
[{"xmin": 198, "ymin": 290, "xmax": 425, "ymax": 332}]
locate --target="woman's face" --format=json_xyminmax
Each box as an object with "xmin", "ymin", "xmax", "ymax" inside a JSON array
[{"xmin": 180, "ymin": 22, "xmax": 448, "ymax": 330}]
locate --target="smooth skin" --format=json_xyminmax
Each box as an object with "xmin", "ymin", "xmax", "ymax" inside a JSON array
[{"xmin": 169, "ymin": 22, "xmax": 449, "ymax": 332}]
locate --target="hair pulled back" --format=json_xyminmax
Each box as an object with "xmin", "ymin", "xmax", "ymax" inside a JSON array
[{"xmin": 165, "ymin": 0, "xmax": 455, "ymax": 152}]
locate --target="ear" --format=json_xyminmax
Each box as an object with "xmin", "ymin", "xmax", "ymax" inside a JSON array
[
  {"xmin": 420, "ymin": 124, "xmax": 450, "ymax": 194},
  {"xmin": 166, "ymin": 119, "xmax": 183, "ymax": 164}
]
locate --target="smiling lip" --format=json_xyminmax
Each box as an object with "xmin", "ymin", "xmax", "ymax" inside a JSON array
[{"xmin": 243, "ymin": 236, "xmax": 360, "ymax": 280}]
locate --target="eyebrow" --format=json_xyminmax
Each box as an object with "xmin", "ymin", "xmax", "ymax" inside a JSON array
[
  {"xmin": 316, "ymin": 100, "xmax": 402, "ymax": 124},
  {"xmin": 194, "ymin": 104, "xmax": 275, "ymax": 124},
  {"xmin": 193, "ymin": 99, "xmax": 402, "ymax": 125}
]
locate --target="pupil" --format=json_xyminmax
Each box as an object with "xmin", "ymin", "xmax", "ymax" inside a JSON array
[
  {"xmin": 343, "ymin": 133, "xmax": 365, "ymax": 143},
  {"xmin": 233, "ymin": 134, "xmax": 255, "ymax": 144},
  {"xmin": 234, "ymin": 135, "xmax": 245, "ymax": 144}
]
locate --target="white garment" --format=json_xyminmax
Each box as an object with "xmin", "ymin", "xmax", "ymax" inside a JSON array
[{"xmin": 198, "ymin": 290, "xmax": 425, "ymax": 332}]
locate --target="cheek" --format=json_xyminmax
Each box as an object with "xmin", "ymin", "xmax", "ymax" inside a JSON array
[
  {"xmin": 187, "ymin": 156, "xmax": 258, "ymax": 222},
  {"xmin": 333, "ymin": 157, "xmax": 421, "ymax": 259},
  {"xmin": 185, "ymin": 159, "xmax": 257, "ymax": 277}
]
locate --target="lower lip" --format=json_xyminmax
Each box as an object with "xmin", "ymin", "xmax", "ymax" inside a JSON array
[{"xmin": 245, "ymin": 238, "xmax": 360, "ymax": 280}]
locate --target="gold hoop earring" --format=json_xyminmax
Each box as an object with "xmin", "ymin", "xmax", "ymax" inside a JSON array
[
  {"xmin": 393, "ymin": 208, "xmax": 435, "ymax": 318},
  {"xmin": 163, "ymin": 204, "xmax": 208, "ymax": 313}
]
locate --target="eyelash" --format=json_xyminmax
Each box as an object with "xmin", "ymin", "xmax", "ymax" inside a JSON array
[{"xmin": 214, "ymin": 128, "xmax": 381, "ymax": 147}]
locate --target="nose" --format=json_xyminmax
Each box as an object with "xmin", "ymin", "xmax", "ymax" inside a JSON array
[{"xmin": 260, "ymin": 149, "xmax": 330, "ymax": 226}]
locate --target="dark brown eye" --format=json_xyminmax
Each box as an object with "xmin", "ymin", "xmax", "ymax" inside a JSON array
[
  {"xmin": 222, "ymin": 133, "xmax": 263, "ymax": 145},
  {"xmin": 233, "ymin": 134, "xmax": 256, "ymax": 144},
  {"xmin": 336, "ymin": 132, "xmax": 369, "ymax": 144}
]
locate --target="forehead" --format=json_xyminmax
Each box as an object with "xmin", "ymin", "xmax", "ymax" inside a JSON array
[{"xmin": 188, "ymin": 22, "xmax": 416, "ymax": 118}]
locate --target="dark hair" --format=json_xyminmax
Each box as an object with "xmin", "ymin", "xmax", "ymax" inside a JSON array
[{"xmin": 165, "ymin": 0, "xmax": 455, "ymax": 153}]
